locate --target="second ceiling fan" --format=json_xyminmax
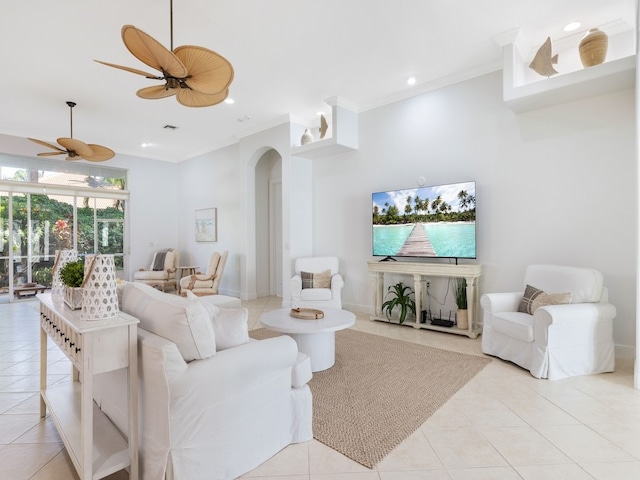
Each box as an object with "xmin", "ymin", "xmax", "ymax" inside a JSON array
[
  {"xmin": 28, "ymin": 101, "xmax": 115, "ymax": 162},
  {"xmin": 96, "ymin": 0, "xmax": 234, "ymax": 108}
]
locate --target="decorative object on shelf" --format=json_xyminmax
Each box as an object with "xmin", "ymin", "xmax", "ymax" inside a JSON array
[
  {"xmin": 60, "ymin": 258, "xmax": 85, "ymax": 310},
  {"xmin": 195, "ymin": 208, "xmax": 217, "ymax": 242},
  {"xmin": 301, "ymin": 128, "xmax": 314, "ymax": 145},
  {"xmin": 95, "ymin": 0, "xmax": 233, "ymax": 108},
  {"xmin": 529, "ymin": 37, "xmax": 558, "ymax": 77},
  {"xmin": 381, "ymin": 282, "xmax": 416, "ymax": 324},
  {"xmin": 28, "ymin": 101, "xmax": 115, "ymax": 162},
  {"xmin": 454, "ymin": 277, "xmax": 468, "ymax": 330},
  {"xmin": 290, "ymin": 307, "xmax": 324, "ymax": 320},
  {"xmin": 319, "ymin": 114, "xmax": 328, "ymax": 139},
  {"xmin": 81, "ymin": 254, "xmax": 119, "ymax": 320},
  {"xmin": 51, "ymin": 249, "xmax": 77, "ymax": 302},
  {"xmin": 579, "ymin": 28, "xmax": 608, "ymax": 67}
]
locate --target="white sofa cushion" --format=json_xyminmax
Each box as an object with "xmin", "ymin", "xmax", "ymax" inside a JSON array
[
  {"xmin": 186, "ymin": 290, "xmax": 249, "ymax": 350},
  {"xmin": 134, "ymin": 269, "xmax": 170, "ymax": 280},
  {"xmin": 492, "ymin": 311, "xmax": 535, "ymax": 343},
  {"xmin": 122, "ymin": 282, "xmax": 216, "ymax": 361}
]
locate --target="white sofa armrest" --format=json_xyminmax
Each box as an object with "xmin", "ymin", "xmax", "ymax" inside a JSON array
[
  {"xmin": 480, "ymin": 292, "xmax": 522, "ymax": 322},
  {"xmin": 533, "ymin": 302, "xmax": 617, "ymax": 346},
  {"xmin": 331, "ymin": 273, "xmax": 344, "ymax": 296}
]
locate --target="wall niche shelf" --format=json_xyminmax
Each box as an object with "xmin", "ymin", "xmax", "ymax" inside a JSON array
[
  {"xmin": 496, "ymin": 25, "xmax": 636, "ymax": 113},
  {"xmin": 290, "ymin": 96, "xmax": 358, "ymax": 159}
]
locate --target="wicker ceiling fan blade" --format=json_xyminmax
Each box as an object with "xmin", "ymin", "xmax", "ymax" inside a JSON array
[
  {"xmin": 57, "ymin": 138, "xmax": 94, "ymax": 158},
  {"xmin": 136, "ymin": 85, "xmax": 177, "ymax": 99},
  {"xmin": 37, "ymin": 151, "xmax": 65, "ymax": 157},
  {"xmin": 176, "ymin": 88, "xmax": 229, "ymax": 108},
  {"xmin": 174, "ymin": 45, "xmax": 234, "ymax": 95},
  {"xmin": 121, "ymin": 25, "xmax": 187, "ymax": 78},
  {"xmin": 82, "ymin": 145, "xmax": 116, "ymax": 162},
  {"xmin": 94, "ymin": 60, "xmax": 162, "ymax": 79},
  {"xmin": 28, "ymin": 137, "xmax": 66, "ymax": 153}
]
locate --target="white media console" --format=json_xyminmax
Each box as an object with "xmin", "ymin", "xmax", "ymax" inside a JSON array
[{"xmin": 367, "ymin": 261, "xmax": 482, "ymax": 338}]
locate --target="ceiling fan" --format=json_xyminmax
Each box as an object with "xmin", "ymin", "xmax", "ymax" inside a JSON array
[
  {"xmin": 28, "ymin": 101, "xmax": 115, "ymax": 162},
  {"xmin": 95, "ymin": 0, "xmax": 234, "ymax": 108}
]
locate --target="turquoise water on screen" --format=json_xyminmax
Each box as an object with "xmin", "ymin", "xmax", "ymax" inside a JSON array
[{"xmin": 373, "ymin": 223, "xmax": 476, "ymax": 258}]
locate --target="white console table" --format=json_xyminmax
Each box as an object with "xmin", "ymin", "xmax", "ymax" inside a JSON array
[
  {"xmin": 367, "ymin": 261, "xmax": 482, "ymax": 338},
  {"xmin": 38, "ymin": 293, "xmax": 139, "ymax": 480}
]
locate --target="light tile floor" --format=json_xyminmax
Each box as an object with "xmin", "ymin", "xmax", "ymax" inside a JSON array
[{"xmin": 1, "ymin": 296, "xmax": 639, "ymax": 480}]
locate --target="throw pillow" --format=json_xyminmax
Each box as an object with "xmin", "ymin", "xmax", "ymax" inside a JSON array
[
  {"xmin": 301, "ymin": 270, "xmax": 332, "ymax": 289},
  {"xmin": 122, "ymin": 282, "xmax": 216, "ymax": 361},
  {"xmin": 518, "ymin": 284, "xmax": 572, "ymax": 314},
  {"xmin": 186, "ymin": 291, "xmax": 249, "ymax": 350}
]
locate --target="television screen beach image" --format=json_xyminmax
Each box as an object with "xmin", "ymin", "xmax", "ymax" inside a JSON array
[{"xmin": 372, "ymin": 181, "xmax": 476, "ymax": 259}]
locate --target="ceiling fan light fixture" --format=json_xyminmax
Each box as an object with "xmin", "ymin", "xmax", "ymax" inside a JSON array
[
  {"xmin": 96, "ymin": 0, "xmax": 234, "ymax": 108},
  {"xmin": 28, "ymin": 102, "xmax": 115, "ymax": 162}
]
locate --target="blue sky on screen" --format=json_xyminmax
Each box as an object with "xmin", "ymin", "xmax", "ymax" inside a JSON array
[{"xmin": 372, "ymin": 181, "xmax": 475, "ymax": 213}]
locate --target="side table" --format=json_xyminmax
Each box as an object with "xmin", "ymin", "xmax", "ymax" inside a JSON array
[{"xmin": 176, "ymin": 266, "xmax": 199, "ymax": 294}]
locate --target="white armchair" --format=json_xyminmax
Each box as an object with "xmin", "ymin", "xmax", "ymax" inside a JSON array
[
  {"xmin": 180, "ymin": 251, "xmax": 228, "ymax": 296},
  {"xmin": 481, "ymin": 264, "xmax": 616, "ymax": 380},
  {"xmin": 133, "ymin": 248, "xmax": 179, "ymax": 292},
  {"xmin": 290, "ymin": 256, "xmax": 344, "ymax": 309}
]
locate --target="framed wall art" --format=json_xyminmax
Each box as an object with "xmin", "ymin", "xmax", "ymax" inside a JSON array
[{"xmin": 195, "ymin": 208, "xmax": 217, "ymax": 242}]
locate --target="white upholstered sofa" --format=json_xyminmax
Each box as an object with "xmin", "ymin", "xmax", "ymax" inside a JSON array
[
  {"xmin": 94, "ymin": 282, "xmax": 313, "ymax": 480},
  {"xmin": 481, "ymin": 264, "xmax": 616, "ymax": 380}
]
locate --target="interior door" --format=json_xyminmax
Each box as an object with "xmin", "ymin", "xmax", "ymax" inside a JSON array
[{"xmin": 270, "ymin": 180, "xmax": 283, "ymax": 296}]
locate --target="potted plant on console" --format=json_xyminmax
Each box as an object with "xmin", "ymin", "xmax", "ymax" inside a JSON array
[
  {"xmin": 454, "ymin": 277, "xmax": 468, "ymax": 330},
  {"xmin": 59, "ymin": 259, "xmax": 85, "ymax": 310},
  {"xmin": 382, "ymin": 282, "xmax": 416, "ymax": 324}
]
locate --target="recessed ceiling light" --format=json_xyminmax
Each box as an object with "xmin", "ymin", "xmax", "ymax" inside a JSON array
[
  {"xmin": 564, "ymin": 21, "xmax": 581, "ymax": 32},
  {"xmin": 224, "ymin": 98, "xmax": 235, "ymax": 104},
  {"xmin": 141, "ymin": 142, "xmax": 152, "ymax": 148},
  {"xmin": 407, "ymin": 76, "xmax": 417, "ymax": 86}
]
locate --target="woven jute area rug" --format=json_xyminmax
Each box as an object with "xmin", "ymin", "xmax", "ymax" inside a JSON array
[{"xmin": 250, "ymin": 327, "xmax": 491, "ymax": 468}]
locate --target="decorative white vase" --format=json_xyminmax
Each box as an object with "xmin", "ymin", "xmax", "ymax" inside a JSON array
[
  {"xmin": 81, "ymin": 254, "xmax": 119, "ymax": 320},
  {"xmin": 52, "ymin": 249, "xmax": 77, "ymax": 303},
  {"xmin": 301, "ymin": 128, "xmax": 314, "ymax": 145},
  {"xmin": 579, "ymin": 28, "xmax": 608, "ymax": 67}
]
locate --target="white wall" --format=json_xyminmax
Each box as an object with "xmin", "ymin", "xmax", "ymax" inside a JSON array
[
  {"xmin": 311, "ymin": 71, "xmax": 636, "ymax": 354},
  {"xmin": 115, "ymin": 154, "xmax": 180, "ymax": 277},
  {"xmin": 175, "ymin": 143, "xmax": 243, "ymax": 297}
]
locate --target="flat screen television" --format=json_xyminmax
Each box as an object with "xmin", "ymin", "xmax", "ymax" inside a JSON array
[{"xmin": 372, "ymin": 181, "xmax": 476, "ymax": 260}]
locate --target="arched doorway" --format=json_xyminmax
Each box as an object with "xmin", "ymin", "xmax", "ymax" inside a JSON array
[{"xmin": 254, "ymin": 149, "xmax": 282, "ymax": 298}]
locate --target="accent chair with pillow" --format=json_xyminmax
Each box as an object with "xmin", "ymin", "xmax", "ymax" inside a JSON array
[
  {"xmin": 481, "ymin": 264, "xmax": 616, "ymax": 380},
  {"xmin": 180, "ymin": 250, "xmax": 228, "ymax": 296},
  {"xmin": 93, "ymin": 282, "xmax": 313, "ymax": 480},
  {"xmin": 290, "ymin": 256, "xmax": 344, "ymax": 309},
  {"xmin": 133, "ymin": 248, "xmax": 179, "ymax": 292}
]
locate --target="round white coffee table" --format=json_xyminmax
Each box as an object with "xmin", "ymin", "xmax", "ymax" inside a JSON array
[{"xmin": 260, "ymin": 307, "xmax": 355, "ymax": 372}]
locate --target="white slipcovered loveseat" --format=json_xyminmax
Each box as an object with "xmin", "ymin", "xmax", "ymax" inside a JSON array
[{"xmin": 93, "ymin": 282, "xmax": 313, "ymax": 480}]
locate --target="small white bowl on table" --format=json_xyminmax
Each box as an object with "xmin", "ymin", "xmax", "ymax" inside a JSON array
[{"xmin": 260, "ymin": 307, "xmax": 355, "ymax": 372}]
